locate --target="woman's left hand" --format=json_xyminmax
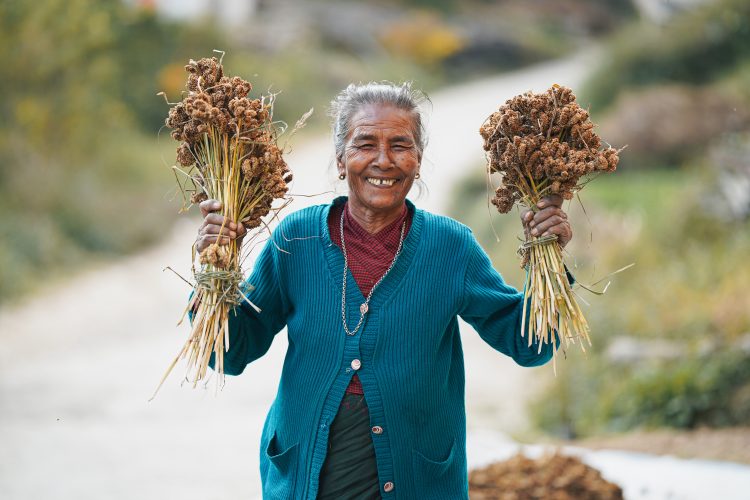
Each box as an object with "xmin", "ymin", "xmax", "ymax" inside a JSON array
[{"xmin": 519, "ymin": 194, "xmax": 573, "ymax": 248}]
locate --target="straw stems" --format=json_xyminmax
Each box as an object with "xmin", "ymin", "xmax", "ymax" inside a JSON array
[
  {"xmin": 155, "ymin": 56, "xmax": 298, "ymax": 398},
  {"xmin": 152, "ymin": 123, "xmax": 276, "ymax": 398},
  {"xmin": 479, "ymin": 85, "xmax": 621, "ymax": 371},
  {"xmin": 151, "ymin": 242, "xmax": 243, "ymax": 400},
  {"xmin": 182, "ymin": 282, "xmax": 232, "ymax": 389},
  {"xmin": 522, "ymin": 235, "xmax": 590, "ymax": 373}
]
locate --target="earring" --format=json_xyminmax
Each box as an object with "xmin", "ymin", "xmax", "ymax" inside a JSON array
[
  {"xmin": 339, "ymin": 173, "xmax": 346, "ymax": 180},
  {"xmin": 415, "ymin": 172, "xmax": 420, "ymax": 179}
]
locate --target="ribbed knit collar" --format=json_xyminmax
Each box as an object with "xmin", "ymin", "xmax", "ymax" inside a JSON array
[
  {"xmin": 343, "ymin": 200, "xmax": 409, "ymax": 241},
  {"xmin": 321, "ymin": 196, "xmax": 424, "ymax": 312}
]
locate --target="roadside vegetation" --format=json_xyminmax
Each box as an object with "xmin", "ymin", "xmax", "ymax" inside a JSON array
[
  {"xmin": 0, "ymin": 0, "xmax": 633, "ymax": 304},
  {"xmin": 450, "ymin": 0, "xmax": 750, "ymax": 444}
]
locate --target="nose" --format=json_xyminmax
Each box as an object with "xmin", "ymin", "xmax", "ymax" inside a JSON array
[{"xmin": 372, "ymin": 144, "xmax": 394, "ymax": 169}]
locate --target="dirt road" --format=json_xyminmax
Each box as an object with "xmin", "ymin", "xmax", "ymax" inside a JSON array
[{"xmin": 1, "ymin": 51, "xmax": 598, "ymax": 499}]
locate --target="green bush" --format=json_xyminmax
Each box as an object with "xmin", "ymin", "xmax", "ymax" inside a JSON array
[
  {"xmin": 609, "ymin": 351, "xmax": 750, "ymax": 429},
  {"xmin": 0, "ymin": 131, "xmax": 175, "ymax": 301},
  {"xmin": 583, "ymin": 0, "xmax": 750, "ymax": 112},
  {"xmin": 0, "ymin": 1, "xmax": 213, "ymax": 303},
  {"xmin": 532, "ymin": 349, "xmax": 750, "ymax": 438}
]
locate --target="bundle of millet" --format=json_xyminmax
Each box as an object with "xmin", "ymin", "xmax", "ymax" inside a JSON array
[
  {"xmin": 479, "ymin": 84, "xmax": 620, "ymax": 364},
  {"xmin": 153, "ymin": 55, "xmax": 294, "ymax": 396}
]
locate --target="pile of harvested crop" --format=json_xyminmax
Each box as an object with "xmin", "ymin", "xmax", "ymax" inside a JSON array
[
  {"xmin": 469, "ymin": 451, "xmax": 624, "ymax": 500},
  {"xmin": 152, "ymin": 53, "xmax": 307, "ymax": 396},
  {"xmin": 479, "ymin": 85, "xmax": 621, "ymax": 364}
]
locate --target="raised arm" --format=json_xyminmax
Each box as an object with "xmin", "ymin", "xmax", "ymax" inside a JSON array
[
  {"xmin": 458, "ymin": 238, "xmax": 555, "ymax": 367},
  {"xmin": 459, "ymin": 194, "xmax": 574, "ymax": 366}
]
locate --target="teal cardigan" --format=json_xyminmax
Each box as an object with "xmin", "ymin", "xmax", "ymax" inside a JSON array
[{"xmin": 211, "ymin": 196, "xmax": 554, "ymax": 499}]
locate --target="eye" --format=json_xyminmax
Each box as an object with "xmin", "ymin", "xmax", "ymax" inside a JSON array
[{"xmin": 356, "ymin": 143, "xmax": 375, "ymax": 150}]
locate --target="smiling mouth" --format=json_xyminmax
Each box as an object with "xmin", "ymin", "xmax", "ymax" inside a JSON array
[{"xmin": 366, "ymin": 177, "xmax": 398, "ymax": 187}]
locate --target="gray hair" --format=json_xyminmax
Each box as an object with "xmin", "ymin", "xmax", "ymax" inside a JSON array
[{"xmin": 329, "ymin": 82, "xmax": 429, "ymax": 161}]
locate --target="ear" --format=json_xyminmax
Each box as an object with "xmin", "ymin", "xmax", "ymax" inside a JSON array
[{"xmin": 336, "ymin": 157, "xmax": 345, "ymax": 176}]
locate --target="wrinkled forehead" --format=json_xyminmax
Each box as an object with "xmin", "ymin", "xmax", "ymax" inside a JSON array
[{"xmin": 347, "ymin": 103, "xmax": 418, "ymax": 141}]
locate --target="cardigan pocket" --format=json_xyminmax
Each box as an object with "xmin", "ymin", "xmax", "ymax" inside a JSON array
[
  {"xmin": 412, "ymin": 440, "xmax": 467, "ymax": 499},
  {"xmin": 263, "ymin": 431, "xmax": 299, "ymax": 500}
]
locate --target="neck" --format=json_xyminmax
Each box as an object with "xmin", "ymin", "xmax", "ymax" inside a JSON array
[{"xmin": 346, "ymin": 199, "xmax": 405, "ymax": 234}]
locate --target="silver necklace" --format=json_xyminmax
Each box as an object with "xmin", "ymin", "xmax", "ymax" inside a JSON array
[{"xmin": 340, "ymin": 207, "xmax": 406, "ymax": 336}]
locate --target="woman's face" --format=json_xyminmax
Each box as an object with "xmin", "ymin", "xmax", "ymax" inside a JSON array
[{"xmin": 338, "ymin": 103, "xmax": 421, "ymax": 215}]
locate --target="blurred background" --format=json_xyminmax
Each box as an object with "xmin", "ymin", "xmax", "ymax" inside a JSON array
[{"xmin": 1, "ymin": 0, "xmax": 749, "ymax": 498}]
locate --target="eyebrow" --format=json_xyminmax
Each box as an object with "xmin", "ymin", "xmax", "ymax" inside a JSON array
[
  {"xmin": 351, "ymin": 133, "xmax": 414, "ymax": 144},
  {"xmin": 389, "ymin": 135, "xmax": 413, "ymax": 144},
  {"xmin": 352, "ymin": 133, "xmax": 377, "ymax": 142}
]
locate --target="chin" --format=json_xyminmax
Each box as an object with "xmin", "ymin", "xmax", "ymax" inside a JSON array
[{"xmin": 362, "ymin": 192, "xmax": 406, "ymax": 210}]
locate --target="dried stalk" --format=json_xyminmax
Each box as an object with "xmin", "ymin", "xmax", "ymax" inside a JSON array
[
  {"xmin": 151, "ymin": 55, "xmax": 309, "ymax": 398},
  {"xmin": 480, "ymin": 85, "xmax": 621, "ymax": 366}
]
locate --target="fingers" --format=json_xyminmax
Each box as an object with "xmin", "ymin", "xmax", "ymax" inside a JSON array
[
  {"xmin": 519, "ymin": 210, "xmax": 533, "ymax": 241},
  {"xmin": 529, "ymin": 216, "xmax": 573, "ymax": 247},
  {"xmin": 201, "ymin": 218, "xmax": 238, "ymax": 239},
  {"xmin": 545, "ymin": 222, "xmax": 573, "ymax": 248},
  {"xmin": 520, "ymin": 209, "xmax": 533, "ymax": 224},
  {"xmin": 527, "ymin": 202, "xmax": 573, "ymax": 247},
  {"xmin": 196, "ymin": 226, "xmax": 239, "ymax": 252},
  {"xmin": 236, "ymin": 221, "xmax": 247, "ymax": 238},
  {"xmin": 537, "ymin": 194, "xmax": 563, "ymax": 209},
  {"xmin": 197, "ymin": 234, "xmax": 233, "ymax": 250},
  {"xmin": 519, "ymin": 208, "xmax": 533, "ymax": 229},
  {"xmin": 530, "ymin": 214, "xmax": 566, "ymax": 236},
  {"xmin": 529, "ymin": 207, "xmax": 566, "ymax": 230},
  {"xmin": 199, "ymin": 199, "xmax": 222, "ymax": 218},
  {"xmin": 196, "ymin": 205, "xmax": 246, "ymax": 252}
]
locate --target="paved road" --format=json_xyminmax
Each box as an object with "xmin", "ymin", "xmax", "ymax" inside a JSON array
[{"xmin": 0, "ymin": 51, "xmax": 605, "ymax": 499}]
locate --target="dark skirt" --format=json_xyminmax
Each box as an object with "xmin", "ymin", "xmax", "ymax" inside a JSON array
[{"xmin": 317, "ymin": 393, "xmax": 381, "ymax": 500}]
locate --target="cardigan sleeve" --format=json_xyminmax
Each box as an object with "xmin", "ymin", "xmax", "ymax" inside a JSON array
[
  {"xmin": 189, "ymin": 234, "xmax": 289, "ymax": 376},
  {"xmin": 458, "ymin": 236, "xmax": 556, "ymax": 367}
]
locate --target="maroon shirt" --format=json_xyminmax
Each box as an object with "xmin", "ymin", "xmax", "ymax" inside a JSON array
[{"xmin": 328, "ymin": 201, "xmax": 413, "ymax": 395}]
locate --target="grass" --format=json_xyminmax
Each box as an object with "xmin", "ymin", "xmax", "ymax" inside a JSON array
[{"xmin": 580, "ymin": 169, "xmax": 687, "ymax": 216}]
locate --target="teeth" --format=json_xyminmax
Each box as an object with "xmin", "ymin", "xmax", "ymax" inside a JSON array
[{"xmin": 367, "ymin": 177, "xmax": 396, "ymax": 186}]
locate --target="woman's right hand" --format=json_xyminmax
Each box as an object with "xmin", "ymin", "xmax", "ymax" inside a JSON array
[{"xmin": 196, "ymin": 199, "xmax": 247, "ymax": 253}]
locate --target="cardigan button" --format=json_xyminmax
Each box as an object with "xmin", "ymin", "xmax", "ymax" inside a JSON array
[
  {"xmin": 371, "ymin": 425, "xmax": 383, "ymax": 435},
  {"xmin": 383, "ymin": 481, "xmax": 394, "ymax": 493},
  {"xmin": 350, "ymin": 359, "xmax": 361, "ymax": 370}
]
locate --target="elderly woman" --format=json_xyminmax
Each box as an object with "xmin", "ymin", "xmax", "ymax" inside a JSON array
[{"xmin": 195, "ymin": 83, "xmax": 572, "ymax": 499}]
